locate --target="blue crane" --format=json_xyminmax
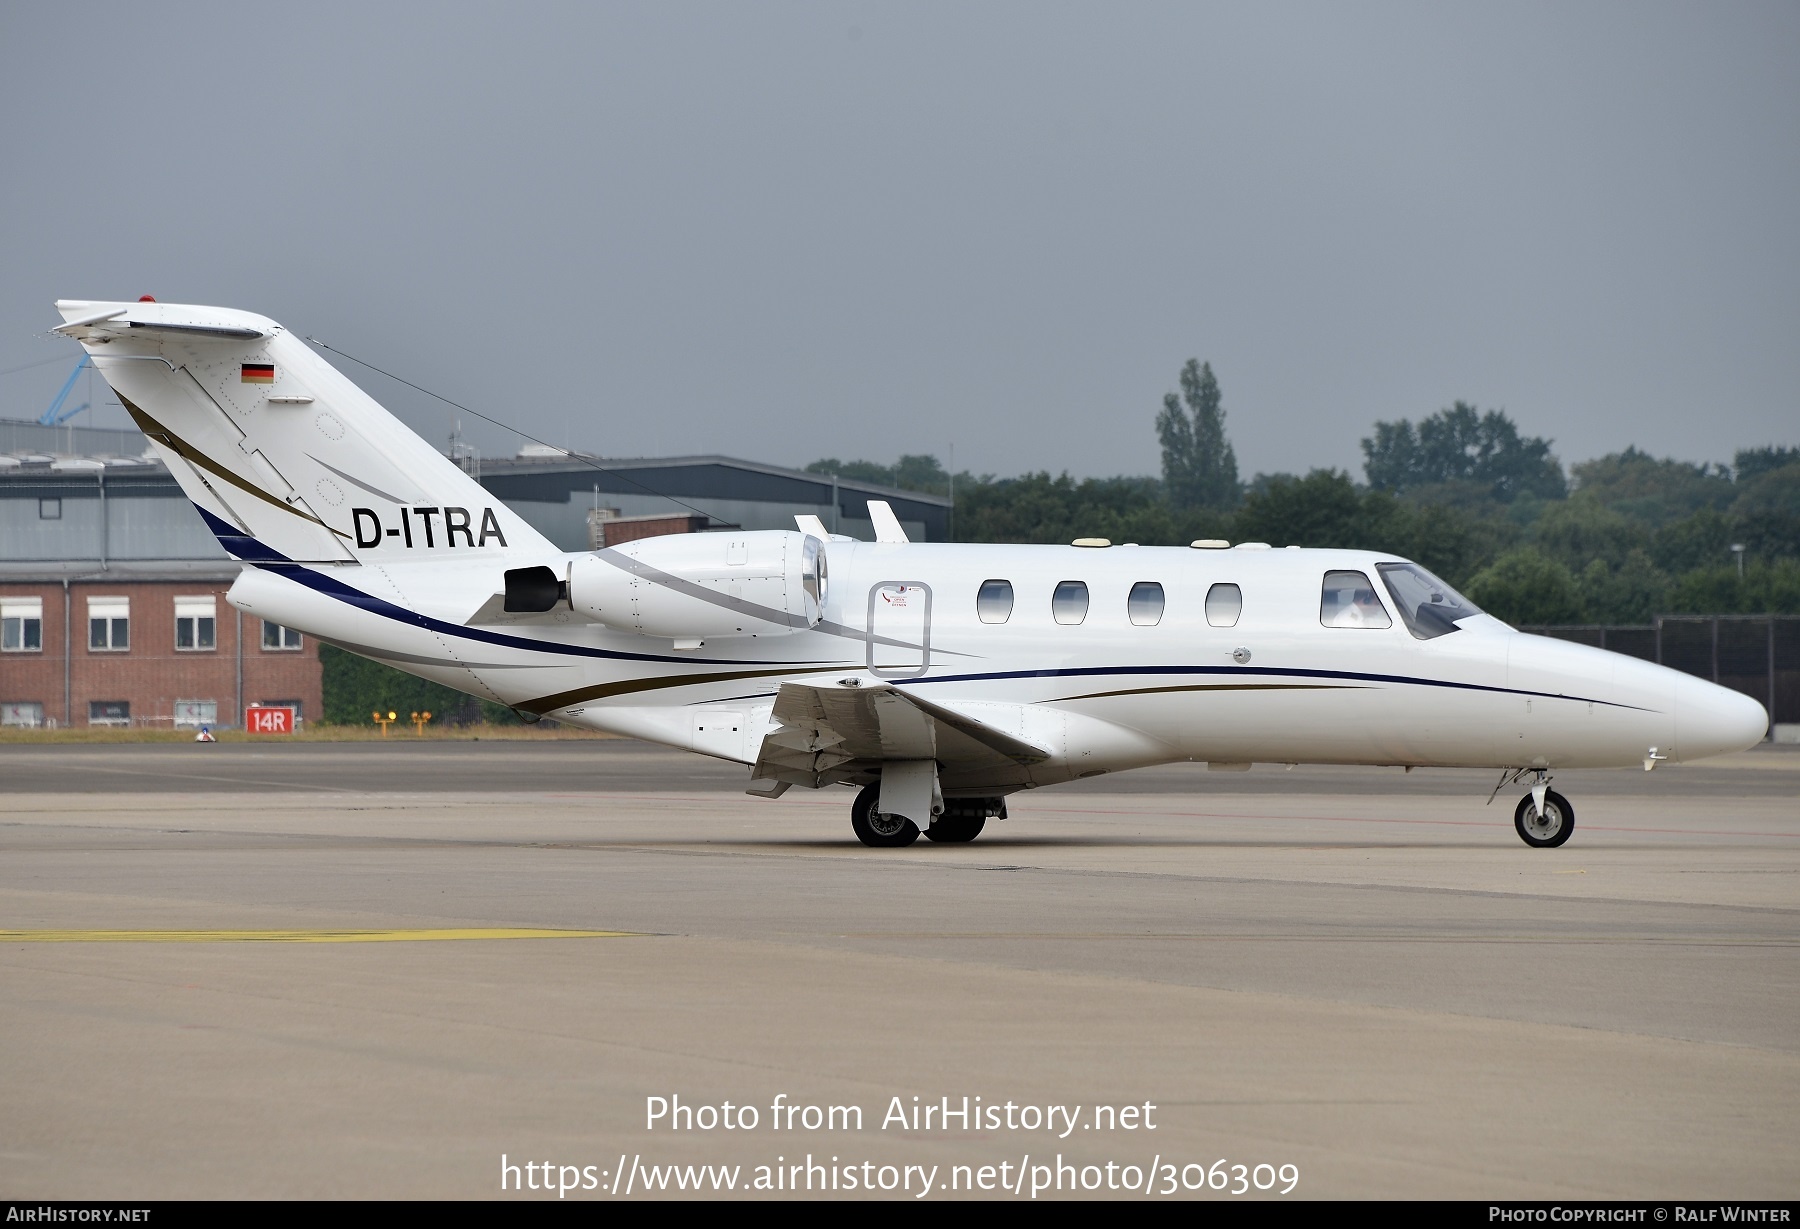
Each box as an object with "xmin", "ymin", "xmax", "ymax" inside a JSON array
[{"xmin": 38, "ymin": 355, "xmax": 91, "ymax": 426}]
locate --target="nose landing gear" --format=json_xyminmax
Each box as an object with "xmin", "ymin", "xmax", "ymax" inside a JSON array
[
  {"xmin": 1492, "ymin": 768, "xmax": 1575, "ymax": 847},
  {"xmin": 1514, "ymin": 788, "xmax": 1574, "ymax": 847}
]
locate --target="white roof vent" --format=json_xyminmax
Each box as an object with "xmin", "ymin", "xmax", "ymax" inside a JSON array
[
  {"xmin": 1190, "ymin": 539, "xmax": 1230, "ymax": 549},
  {"xmin": 1233, "ymin": 541, "xmax": 1272, "ymax": 550},
  {"xmin": 1071, "ymin": 537, "xmax": 1111, "ymax": 548}
]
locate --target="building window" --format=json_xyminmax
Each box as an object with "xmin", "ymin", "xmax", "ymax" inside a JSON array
[
  {"xmin": 87, "ymin": 597, "xmax": 129, "ymax": 651},
  {"xmin": 259, "ymin": 700, "xmax": 303, "ymax": 726},
  {"xmin": 2, "ymin": 702, "xmax": 45, "ymax": 728},
  {"xmin": 2, "ymin": 598, "xmax": 43, "ymax": 652},
  {"xmin": 175, "ymin": 596, "xmax": 217, "ymax": 651},
  {"xmin": 88, "ymin": 700, "xmax": 130, "ymax": 727},
  {"xmin": 262, "ymin": 621, "xmax": 302, "ymax": 650},
  {"xmin": 173, "ymin": 700, "xmax": 218, "ymax": 729},
  {"xmin": 1127, "ymin": 581, "xmax": 1165, "ymax": 627},
  {"xmin": 1052, "ymin": 580, "xmax": 1089, "ymax": 626},
  {"xmin": 976, "ymin": 579, "xmax": 1014, "ymax": 624},
  {"xmin": 39, "ymin": 498, "xmax": 60, "ymax": 520}
]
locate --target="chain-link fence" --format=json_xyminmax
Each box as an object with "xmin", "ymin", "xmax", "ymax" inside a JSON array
[{"xmin": 1522, "ymin": 615, "xmax": 1799, "ymax": 738}]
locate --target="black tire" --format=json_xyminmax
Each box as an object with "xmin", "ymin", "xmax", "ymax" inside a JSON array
[
  {"xmin": 1514, "ymin": 789, "xmax": 1574, "ymax": 848},
  {"xmin": 924, "ymin": 815, "xmax": 986, "ymax": 843},
  {"xmin": 851, "ymin": 782, "xmax": 920, "ymax": 848}
]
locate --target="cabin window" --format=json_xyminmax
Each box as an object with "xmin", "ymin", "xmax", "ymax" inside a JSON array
[
  {"xmin": 1377, "ymin": 562, "xmax": 1483, "ymax": 640},
  {"xmin": 1204, "ymin": 583, "xmax": 1242, "ymax": 628},
  {"xmin": 1127, "ymin": 582, "xmax": 1164, "ymax": 626},
  {"xmin": 1052, "ymin": 580, "xmax": 1089, "ymax": 626},
  {"xmin": 976, "ymin": 579, "xmax": 1014, "ymax": 624},
  {"xmin": 1320, "ymin": 570, "xmax": 1392, "ymax": 628}
]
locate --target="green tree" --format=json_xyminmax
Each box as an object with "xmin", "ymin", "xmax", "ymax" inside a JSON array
[
  {"xmin": 1651, "ymin": 507, "xmax": 1738, "ymax": 574},
  {"xmin": 1733, "ymin": 446, "xmax": 1800, "ymax": 484},
  {"xmin": 1731, "ymin": 462, "xmax": 1800, "ymax": 518},
  {"xmin": 319, "ymin": 644, "xmax": 518, "ymax": 726},
  {"xmin": 1528, "ymin": 498, "xmax": 1649, "ymax": 573},
  {"xmin": 1156, "ymin": 359, "xmax": 1239, "ymax": 510},
  {"xmin": 1668, "ymin": 560, "xmax": 1800, "ymax": 615},
  {"xmin": 954, "ymin": 472, "xmax": 1216, "ymax": 545},
  {"xmin": 1576, "ymin": 550, "xmax": 1672, "ymax": 623},
  {"xmin": 1568, "ymin": 447, "xmax": 1734, "ymax": 526},
  {"xmin": 1362, "ymin": 402, "xmax": 1565, "ymax": 501},
  {"xmin": 1234, "ymin": 470, "xmax": 1507, "ymax": 585},
  {"xmin": 803, "ymin": 454, "xmax": 951, "ymax": 496},
  {"xmin": 1235, "ymin": 470, "xmax": 1362, "ymax": 548},
  {"xmin": 1462, "ymin": 547, "xmax": 1585, "ymax": 625}
]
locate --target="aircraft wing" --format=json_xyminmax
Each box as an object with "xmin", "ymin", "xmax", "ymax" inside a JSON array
[{"xmin": 751, "ymin": 681, "xmax": 1049, "ymax": 789}]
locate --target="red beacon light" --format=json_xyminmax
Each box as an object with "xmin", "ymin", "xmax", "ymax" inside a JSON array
[{"xmin": 138, "ymin": 295, "xmax": 156, "ymax": 302}]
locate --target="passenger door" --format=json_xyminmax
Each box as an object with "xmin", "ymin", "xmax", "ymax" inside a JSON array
[{"xmin": 866, "ymin": 582, "xmax": 931, "ymax": 678}]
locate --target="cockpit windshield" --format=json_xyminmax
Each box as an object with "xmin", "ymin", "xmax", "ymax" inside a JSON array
[{"xmin": 1376, "ymin": 562, "xmax": 1483, "ymax": 640}]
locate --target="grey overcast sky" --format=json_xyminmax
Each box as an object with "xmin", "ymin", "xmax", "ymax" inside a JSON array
[{"xmin": 2, "ymin": 2, "xmax": 1796, "ymax": 481}]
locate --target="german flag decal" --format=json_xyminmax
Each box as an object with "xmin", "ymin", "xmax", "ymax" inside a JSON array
[{"xmin": 241, "ymin": 363, "xmax": 275, "ymax": 384}]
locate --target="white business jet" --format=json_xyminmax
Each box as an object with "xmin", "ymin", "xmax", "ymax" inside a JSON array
[{"xmin": 53, "ymin": 300, "xmax": 1770, "ymax": 848}]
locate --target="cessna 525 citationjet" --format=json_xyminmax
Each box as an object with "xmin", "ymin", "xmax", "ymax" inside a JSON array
[{"xmin": 52, "ymin": 299, "xmax": 1770, "ymax": 847}]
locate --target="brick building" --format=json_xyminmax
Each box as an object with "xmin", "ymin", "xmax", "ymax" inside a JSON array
[
  {"xmin": 0, "ymin": 574, "xmax": 319, "ymax": 730},
  {"xmin": 1, "ymin": 416, "xmax": 320, "ymax": 730},
  {"xmin": 3, "ymin": 413, "xmax": 951, "ymax": 728}
]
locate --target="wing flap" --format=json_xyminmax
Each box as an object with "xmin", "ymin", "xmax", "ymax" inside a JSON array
[{"xmin": 752, "ymin": 681, "xmax": 1049, "ymax": 788}]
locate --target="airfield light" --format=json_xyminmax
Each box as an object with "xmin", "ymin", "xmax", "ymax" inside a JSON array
[
  {"xmin": 410, "ymin": 711, "xmax": 433, "ymax": 735},
  {"xmin": 372, "ymin": 710, "xmax": 397, "ymax": 737}
]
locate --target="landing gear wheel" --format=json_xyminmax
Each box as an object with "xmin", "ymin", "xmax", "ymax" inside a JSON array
[
  {"xmin": 851, "ymin": 783, "xmax": 920, "ymax": 848},
  {"xmin": 1514, "ymin": 789, "xmax": 1574, "ymax": 848},
  {"xmin": 924, "ymin": 815, "xmax": 986, "ymax": 843}
]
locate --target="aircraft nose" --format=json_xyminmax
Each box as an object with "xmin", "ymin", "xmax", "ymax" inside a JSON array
[{"xmin": 1674, "ymin": 674, "xmax": 1769, "ymax": 761}]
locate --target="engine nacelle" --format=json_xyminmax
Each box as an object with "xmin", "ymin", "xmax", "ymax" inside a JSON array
[{"xmin": 568, "ymin": 530, "xmax": 826, "ymax": 641}]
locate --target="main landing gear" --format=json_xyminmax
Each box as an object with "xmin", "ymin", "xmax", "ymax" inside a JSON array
[
  {"xmin": 1492, "ymin": 768, "xmax": 1575, "ymax": 848},
  {"xmin": 850, "ymin": 783, "xmax": 1001, "ymax": 848}
]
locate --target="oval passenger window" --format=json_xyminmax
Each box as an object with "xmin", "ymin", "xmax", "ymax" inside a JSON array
[
  {"xmin": 1052, "ymin": 580, "xmax": 1089, "ymax": 626},
  {"xmin": 1205, "ymin": 583, "xmax": 1242, "ymax": 628},
  {"xmin": 1127, "ymin": 581, "xmax": 1164, "ymax": 627},
  {"xmin": 976, "ymin": 579, "xmax": 1014, "ymax": 624}
]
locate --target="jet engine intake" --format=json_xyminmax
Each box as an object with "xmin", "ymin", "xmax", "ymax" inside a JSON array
[{"xmin": 568, "ymin": 530, "xmax": 826, "ymax": 640}]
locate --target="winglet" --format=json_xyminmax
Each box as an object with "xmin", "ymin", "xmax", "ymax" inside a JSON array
[{"xmin": 867, "ymin": 500, "xmax": 909, "ymax": 543}]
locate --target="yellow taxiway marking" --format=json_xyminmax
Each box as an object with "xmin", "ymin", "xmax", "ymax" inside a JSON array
[{"xmin": 0, "ymin": 928, "xmax": 640, "ymax": 944}]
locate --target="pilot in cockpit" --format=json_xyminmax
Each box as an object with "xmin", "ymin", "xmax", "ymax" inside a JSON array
[{"xmin": 1325, "ymin": 583, "xmax": 1390, "ymax": 628}]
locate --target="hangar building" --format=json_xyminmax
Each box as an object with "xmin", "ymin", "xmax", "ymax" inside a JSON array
[{"xmin": 0, "ymin": 416, "xmax": 950, "ymax": 728}]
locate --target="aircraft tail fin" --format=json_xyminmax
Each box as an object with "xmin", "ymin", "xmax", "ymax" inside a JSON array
[{"xmin": 54, "ymin": 300, "xmax": 552, "ymax": 564}]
